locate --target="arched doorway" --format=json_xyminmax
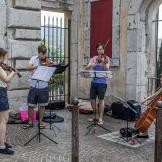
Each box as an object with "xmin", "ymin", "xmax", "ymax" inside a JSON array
[{"xmin": 126, "ymin": 0, "xmax": 162, "ymax": 101}]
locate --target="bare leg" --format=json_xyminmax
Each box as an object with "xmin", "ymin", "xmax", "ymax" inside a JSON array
[
  {"xmin": 28, "ymin": 106, "xmax": 34, "ymax": 124},
  {"xmin": 98, "ymin": 99, "xmax": 104, "ymax": 121},
  {"xmin": 0, "ymin": 111, "xmax": 9, "ymax": 146},
  {"xmin": 91, "ymin": 99, "xmax": 99, "ymax": 120}
]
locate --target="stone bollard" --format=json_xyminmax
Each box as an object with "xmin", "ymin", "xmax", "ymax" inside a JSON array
[
  {"xmin": 71, "ymin": 98, "xmax": 79, "ymax": 162},
  {"xmin": 155, "ymin": 101, "xmax": 162, "ymax": 162}
]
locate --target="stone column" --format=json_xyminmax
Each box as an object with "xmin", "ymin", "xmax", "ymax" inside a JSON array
[{"xmin": 126, "ymin": 0, "xmax": 147, "ymax": 101}]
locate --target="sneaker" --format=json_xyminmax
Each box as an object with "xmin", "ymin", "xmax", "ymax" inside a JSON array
[
  {"xmin": 5, "ymin": 143, "xmax": 12, "ymax": 148},
  {"xmin": 0, "ymin": 148, "xmax": 14, "ymax": 155}
]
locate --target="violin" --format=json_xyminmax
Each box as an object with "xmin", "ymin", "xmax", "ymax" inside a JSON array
[
  {"xmin": 0, "ymin": 63, "xmax": 22, "ymax": 78},
  {"xmin": 40, "ymin": 57, "xmax": 55, "ymax": 66},
  {"xmin": 96, "ymin": 54, "xmax": 109, "ymax": 64},
  {"xmin": 96, "ymin": 39, "xmax": 110, "ymax": 64}
]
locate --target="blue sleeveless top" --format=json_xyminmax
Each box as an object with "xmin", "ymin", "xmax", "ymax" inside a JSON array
[{"xmin": 91, "ymin": 64, "xmax": 108, "ymax": 84}]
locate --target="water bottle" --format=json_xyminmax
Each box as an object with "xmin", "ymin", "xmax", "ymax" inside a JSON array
[
  {"xmin": 20, "ymin": 101, "xmax": 28, "ymax": 121},
  {"xmin": 20, "ymin": 101, "xmax": 28, "ymax": 111}
]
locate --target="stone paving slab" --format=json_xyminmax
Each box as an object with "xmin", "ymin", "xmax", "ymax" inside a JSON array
[{"xmin": 0, "ymin": 110, "xmax": 154, "ymax": 162}]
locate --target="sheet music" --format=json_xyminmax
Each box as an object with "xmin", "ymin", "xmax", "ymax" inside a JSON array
[{"xmin": 31, "ymin": 66, "xmax": 56, "ymax": 82}]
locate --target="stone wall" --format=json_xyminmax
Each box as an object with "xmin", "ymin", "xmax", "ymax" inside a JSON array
[{"xmin": 1, "ymin": 0, "xmax": 161, "ymax": 110}]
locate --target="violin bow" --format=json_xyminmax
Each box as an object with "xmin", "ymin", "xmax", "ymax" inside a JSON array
[{"xmin": 104, "ymin": 39, "xmax": 110, "ymax": 50}]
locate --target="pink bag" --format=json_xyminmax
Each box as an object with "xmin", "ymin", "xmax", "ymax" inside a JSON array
[{"xmin": 20, "ymin": 110, "xmax": 36, "ymax": 122}]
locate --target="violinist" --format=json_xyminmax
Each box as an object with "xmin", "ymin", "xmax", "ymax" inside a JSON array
[
  {"xmin": 23, "ymin": 45, "xmax": 55, "ymax": 129},
  {"xmin": 137, "ymin": 74, "xmax": 162, "ymax": 139},
  {"xmin": 0, "ymin": 48, "xmax": 17, "ymax": 155},
  {"xmin": 85, "ymin": 42, "xmax": 110, "ymax": 125}
]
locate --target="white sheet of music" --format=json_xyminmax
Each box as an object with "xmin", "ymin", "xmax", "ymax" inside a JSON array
[{"xmin": 31, "ymin": 66, "xmax": 56, "ymax": 82}]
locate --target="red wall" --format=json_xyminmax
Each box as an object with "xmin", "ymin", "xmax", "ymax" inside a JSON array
[{"xmin": 90, "ymin": 0, "xmax": 112, "ymax": 57}]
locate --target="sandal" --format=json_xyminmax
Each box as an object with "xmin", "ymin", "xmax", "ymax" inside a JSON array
[
  {"xmin": 98, "ymin": 120, "xmax": 104, "ymax": 125},
  {"xmin": 88, "ymin": 118, "xmax": 99, "ymax": 122},
  {"xmin": 23, "ymin": 123, "xmax": 33, "ymax": 129}
]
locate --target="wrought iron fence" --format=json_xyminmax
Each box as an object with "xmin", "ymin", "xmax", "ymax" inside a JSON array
[
  {"xmin": 41, "ymin": 13, "xmax": 70, "ymax": 103},
  {"xmin": 147, "ymin": 77, "xmax": 160, "ymax": 95}
]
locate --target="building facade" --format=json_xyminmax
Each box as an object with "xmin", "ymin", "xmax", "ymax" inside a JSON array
[{"xmin": 0, "ymin": 0, "xmax": 161, "ymax": 111}]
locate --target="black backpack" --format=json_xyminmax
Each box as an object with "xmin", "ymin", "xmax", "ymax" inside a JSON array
[{"xmin": 111, "ymin": 100, "xmax": 141, "ymax": 121}]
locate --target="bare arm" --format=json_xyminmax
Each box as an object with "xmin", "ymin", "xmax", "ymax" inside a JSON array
[
  {"xmin": 27, "ymin": 63, "xmax": 38, "ymax": 71},
  {"xmin": 141, "ymin": 88, "xmax": 162, "ymax": 104},
  {"xmin": 85, "ymin": 63, "xmax": 96, "ymax": 70},
  {"xmin": 0, "ymin": 68, "xmax": 16, "ymax": 83}
]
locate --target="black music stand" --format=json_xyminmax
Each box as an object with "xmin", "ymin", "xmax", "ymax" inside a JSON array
[
  {"xmin": 24, "ymin": 66, "xmax": 58, "ymax": 146},
  {"xmin": 44, "ymin": 64, "xmax": 68, "ymax": 135},
  {"xmin": 114, "ymin": 97, "xmax": 141, "ymax": 144}
]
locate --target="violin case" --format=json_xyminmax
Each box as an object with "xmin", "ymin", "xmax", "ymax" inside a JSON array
[{"xmin": 111, "ymin": 100, "xmax": 141, "ymax": 121}]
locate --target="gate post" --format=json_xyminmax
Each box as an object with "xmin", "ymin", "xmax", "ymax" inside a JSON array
[
  {"xmin": 71, "ymin": 98, "xmax": 79, "ymax": 162},
  {"xmin": 155, "ymin": 101, "xmax": 162, "ymax": 162}
]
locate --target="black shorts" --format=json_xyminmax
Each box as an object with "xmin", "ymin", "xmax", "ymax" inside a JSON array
[
  {"xmin": 27, "ymin": 87, "xmax": 49, "ymax": 107},
  {"xmin": 0, "ymin": 88, "xmax": 9, "ymax": 112},
  {"xmin": 90, "ymin": 83, "xmax": 107, "ymax": 100}
]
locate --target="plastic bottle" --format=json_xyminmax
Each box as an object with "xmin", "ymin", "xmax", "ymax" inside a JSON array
[{"xmin": 20, "ymin": 101, "xmax": 28, "ymax": 111}]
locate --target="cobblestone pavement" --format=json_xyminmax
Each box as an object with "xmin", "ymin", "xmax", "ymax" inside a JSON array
[{"xmin": 0, "ymin": 110, "xmax": 154, "ymax": 162}]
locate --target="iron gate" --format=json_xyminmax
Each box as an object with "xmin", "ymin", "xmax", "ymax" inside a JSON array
[{"xmin": 41, "ymin": 12, "xmax": 70, "ymax": 103}]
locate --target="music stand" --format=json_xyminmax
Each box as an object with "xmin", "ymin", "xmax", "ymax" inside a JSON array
[
  {"xmin": 45, "ymin": 64, "xmax": 69, "ymax": 135},
  {"xmin": 79, "ymin": 70, "xmax": 112, "ymax": 135},
  {"xmin": 24, "ymin": 66, "xmax": 58, "ymax": 146},
  {"xmin": 114, "ymin": 96, "xmax": 141, "ymax": 144}
]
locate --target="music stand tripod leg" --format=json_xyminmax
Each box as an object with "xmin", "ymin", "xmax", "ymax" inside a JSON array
[
  {"xmin": 87, "ymin": 122, "xmax": 95, "ymax": 129},
  {"xmin": 40, "ymin": 132, "xmax": 58, "ymax": 144},
  {"xmin": 97, "ymin": 124, "xmax": 112, "ymax": 133},
  {"xmin": 24, "ymin": 133, "xmax": 39, "ymax": 146},
  {"xmin": 85, "ymin": 122, "xmax": 96, "ymax": 136}
]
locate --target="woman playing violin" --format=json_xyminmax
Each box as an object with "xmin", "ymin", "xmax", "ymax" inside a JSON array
[
  {"xmin": 0, "ymin": 48, "xmax": 17, "ymax": 155},
  {"xmin": 23, "ymin": 45, "xmax": 55, "ymax": 129}
]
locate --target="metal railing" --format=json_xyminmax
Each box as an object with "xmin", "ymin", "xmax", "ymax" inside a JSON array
[
  {"xmin": 148, "ymin": 77, "xmax": 160, "ymax": 96},
  {"xmin": 41, "ymin": 14, "xmax": 70, "ymax": 103}
]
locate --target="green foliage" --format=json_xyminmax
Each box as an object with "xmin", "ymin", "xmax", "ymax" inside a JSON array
[{"xmin": 49, "ymin": 73, "xmax": 64, "ymax": 90}]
